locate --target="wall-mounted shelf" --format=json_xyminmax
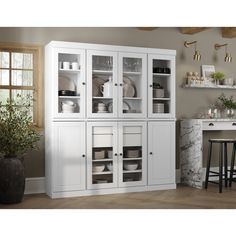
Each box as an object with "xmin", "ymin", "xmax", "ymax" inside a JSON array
[{"xmin": 183, "ymin": 84, "xmax": 236, "ymax": 90}]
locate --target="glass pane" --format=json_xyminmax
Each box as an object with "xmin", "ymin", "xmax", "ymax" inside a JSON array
[
  {"xmin": 92, "ymin": 55, "xmax": 113, "ymax": 71},
  {"xmin": 0, "ymin": 69, "xmax": 9, "ymax": 85},
  {"xmin": 122, "ymin": 126, "xmax": 142, "ymax": 183},
  {"xmin": 11, "ymin": 52, "xmax": 33, "ymax": 69},
  {"xmin": 0, "ymin": 52, "xmax": 9, "ymax": 68},
  {"xmin": 92, "ymin": 126, "xmax": 114, "ymax": 185},
  {"xmin": 0, "ymin": 89, "xmax": 9, "ymax": 104},
  {"xmin": 12, "ymin": 89, "xmax": 33, "ymax": 119},
  {"xmin": 12, "ymin": 70, "xmax": 33, "ymax": 86},
  {"xmin": 123, "ymin": 57, "xmax": 142, "ymax": 72}
]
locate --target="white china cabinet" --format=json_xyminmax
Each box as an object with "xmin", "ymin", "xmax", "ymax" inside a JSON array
[
  {"xmin": 87, "ymin": 50, "xmax": 147, "ymax": 118},
  {"xmin": 45, "ymin": 41, "xmax": 176, "ymax": 198},
  {"xmin": 87, "ymin": 122, "xmax": 147, "ymax": 190}
]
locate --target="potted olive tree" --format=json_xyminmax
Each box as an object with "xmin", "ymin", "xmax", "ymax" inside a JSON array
[
  {"xmin": 211, "ymin": 72, "xmax": 225, "ymax": 85},
  {"xmin": 0, "ymin": 95, "xmax": 40, "ymax": 204}
]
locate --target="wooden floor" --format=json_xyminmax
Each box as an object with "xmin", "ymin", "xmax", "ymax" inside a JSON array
[{"xmin": 2, "ymin": 184, "xmax": 236, "ymax": 209}]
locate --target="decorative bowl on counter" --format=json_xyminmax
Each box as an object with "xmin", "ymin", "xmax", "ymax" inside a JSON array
[
  {"xmin": 124, "ymin": 162, "xmax": 138, "ymax": 171},
  {"xmin": 93, "ymin": 164, "xmax": 105, "ymax": 172}
]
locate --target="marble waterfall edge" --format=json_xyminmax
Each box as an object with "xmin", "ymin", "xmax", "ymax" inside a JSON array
[{"xmin": 180, "ymin": 119, "xmax": 203, "ymax": 188}]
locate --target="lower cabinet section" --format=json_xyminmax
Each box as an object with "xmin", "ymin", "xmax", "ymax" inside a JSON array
[
  {"xmin": 46, "ymin": 121, "xmax": 176, "ymax": 198},
  {"xmin": 148, "ymin": 121, "xmax": 175, "ymax": 185},
  {"xmin": 52, "ymin": 122, "xmax": 86, "ymax": 192}
]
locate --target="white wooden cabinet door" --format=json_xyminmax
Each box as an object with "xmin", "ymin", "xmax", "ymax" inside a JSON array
[
  {"xmin": 148, "ymin": 54, "xmax": 175, "ymax": 119},
  {"xmin": 118, "ymin": 52, "xmax": 147, "ymax": 118},
  {"xmin": 148, "ymin": 121, "xmax": 175, "ymax": 185},
  {"xmin": 53, "ymin": 122, "xmax": 86, "ymax": 192},
  {"xmin": 118, "ymin": 122, "xmax": 147, "ymax": 187},
  {"xmin": 53, "ymin": 48, "xmax": 86, "ymax": 119},
  {"xmin": 87, "ymin": 122, "xmax": 119, "ymax": 189},
  {"xmin": 87, "ymin": 50, "xmax": 118, "ymax": 118}
]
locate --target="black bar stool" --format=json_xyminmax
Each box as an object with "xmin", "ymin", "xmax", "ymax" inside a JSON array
[
  {"xmin": 205, "ymin": 139, "xmax": 236, "ymax": 193},
  {"xmin": 229, "ymin": 142, "xmax": 236, "ymax": 187}
]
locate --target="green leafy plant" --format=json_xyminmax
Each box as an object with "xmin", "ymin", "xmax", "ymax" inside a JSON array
[
  {"xmin": 211, "ymin": 72, "xmax": 225, "ymax": 80},
  {"xmin": 217, "ymin": 93, "xmax": 236, "ymax": 110},
  {"xmin": 0, "ymin": 95, "xmax": 40, "ymax": 157}
]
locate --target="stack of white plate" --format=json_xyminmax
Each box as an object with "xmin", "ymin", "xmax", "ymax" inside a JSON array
[{"xmin": 153, "ymin": 103, "xmax": 164, "ymax": 113}]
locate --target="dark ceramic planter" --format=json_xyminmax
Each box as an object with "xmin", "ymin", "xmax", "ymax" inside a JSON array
[{"xmin": 0, "ymin": 155, "xmax": 25, "ymax": 204}]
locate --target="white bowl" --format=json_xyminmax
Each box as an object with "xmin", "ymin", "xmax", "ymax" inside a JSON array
[
  {"xmin": 106, "ymin": 163, "xmax": 113, "ymax": 171},
  {"xmin": 124, "ymin": 162, "xmax": 138, "ymax": 171},
  {"xmin": 93, "ymin": 164, "xmax": 105, "ymax": 172},
  {"xmin": 107, "ymin": 150, "xmax": 113, "ymax": 158},
  {"xmin": 94, "ymin": 150, "xmax": 105, "ymax": 159},
  {"xmin": 126, "ymin": 150, "xmax": 139, "ymax": 158}
]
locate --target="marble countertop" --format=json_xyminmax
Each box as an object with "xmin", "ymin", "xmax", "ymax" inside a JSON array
[{"xmin": 180, "ymin": 118, "xmax": 236, "ymax": 122}]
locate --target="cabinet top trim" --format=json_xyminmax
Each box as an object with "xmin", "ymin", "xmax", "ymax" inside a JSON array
[{"xmin": 46, "ymin": 41, "xmax": 176, "ymax": 56}]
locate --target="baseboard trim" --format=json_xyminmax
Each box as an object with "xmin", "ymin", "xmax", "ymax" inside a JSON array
[
  {"xmin": 25, "ymin": 177, "xmax": 45, "ymax": 194},
  {"xmin": 25, "ymin": 170, "xmax": 181, "ymax": 195}
]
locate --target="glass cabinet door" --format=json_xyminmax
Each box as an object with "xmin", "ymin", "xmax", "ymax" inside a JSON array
[
  {"xmin": 55, "ymin": 48, "xmax": 85, "ymax": 118},
  {"xmin": 119, "ymin": 53, "xmax": 147, "ymax": 118},
  {"xmin": 118, "ymin": 122, "xmax": 147, "ymax": 187},
  {"xmin": 87, "ymin": 122, "xmax": 118, "ymax": 189},
  {"xmin": 87, "ymin": 50, "xmax": 118, "ymax": 118},
  {"xmin": 148, "ymin": 54, "xmax": 175, "ymax": 118}
]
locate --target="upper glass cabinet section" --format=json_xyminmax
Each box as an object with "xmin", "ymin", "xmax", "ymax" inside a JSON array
[{"xmin": 55, "ymin": 48, "xmax": 85, "ymax": 118}]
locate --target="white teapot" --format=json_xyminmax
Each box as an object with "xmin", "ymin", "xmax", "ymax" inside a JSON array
[{"xmin": 100, "ymin": 76, "xmax": 113, "ymax": 97}]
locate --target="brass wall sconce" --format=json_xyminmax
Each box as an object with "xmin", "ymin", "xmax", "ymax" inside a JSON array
[
  {"xmin": 214, "ymin": 43, "xmax": 232, "ymax": 62},
  {"xmin": 184, "ymin": 40, "xmax": 201, "ymax": 61}
]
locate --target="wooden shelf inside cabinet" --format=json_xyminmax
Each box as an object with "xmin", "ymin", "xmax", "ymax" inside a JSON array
[
  {"xmin": 92, "ymin": 97, "xmax": 113, "ymax": 100},
  {"xmin": 123, "ymin": 157, "xmax": 142, "ymax": 161},
  {"xmin": 93, "ymin": 159, "xmax": 113, "ymax": 162},
  {"xmin": 123, "ymin": 169, "xmax": 142, "ymax": 173},
  {"xmin": 123, "ymin": 71, "xmax": 142, "ymax": 76},
  {"xmin": 59, "ymin": 69, "xmax": 81, "ymax": 74},
  {"xmin": 92, "ymin": 171, "xmax": 113, "ymax": 175},
  {"xmin": 123, "ymin": 97, "xmax": 142, "ymax": 100},
  {"xmin": 153, "ymin": 98, "xmax": 170, "ymax": 101},
  {"xmin": 59, "ymin": 96, "xmax": 80, "ymax": 99},
  {"xmin": 183, "ymin": 84, "xmax": 236, "ymax": 90},
  {"xmin": 153, "ymin": 73, "xmax": 171, "ymax": 77},
  {"xmin": 92, "ymin": 70, "xmax": 113, "ymax": 75}
]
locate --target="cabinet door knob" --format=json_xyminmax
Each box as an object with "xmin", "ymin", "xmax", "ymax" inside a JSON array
[
  {"xmin": 114, "ymin": 83, "xmax": 118, "ymax": 86},
  {"xmin": 209, "ymin": 123, "xmax": 214, "ymax": 126},
  {"xmin": 82, "ymin": 82, "xmax": 86, "ymax": 85},
  {"xmin": 149, "ymin": 152, "xmax": 153, "ymax": 155},
  {"xmin": 232, "ymin": 123, "xmax": 236, "ymax": 126},
  {"xmin": 114, "ymin": 153, "xmax": 118, "ymax": 156},
  {"xmin": 149, "ymin": 84, "xmax": 153, "ymax": 88},
  {"xmin": 82, "ymin": 154, "xmax": 86, "ymax": 158},
  {"xmin": 120, "ymin": 83, "xmax": 123, "ymax": 86},
  {"xmin": 119, "ymin": 153, "xmax": 123, "ymax": 156}
]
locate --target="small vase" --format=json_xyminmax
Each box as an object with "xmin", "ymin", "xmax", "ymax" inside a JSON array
[
  {"xmin": 226, "ymin": 109, "xmax": 235, "ymax": 118},
  {"xmin": 0, "ymin": 155, "xmax": 25, "ymax": 204}
]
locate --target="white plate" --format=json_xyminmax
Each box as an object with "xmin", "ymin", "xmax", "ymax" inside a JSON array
[
  {"xmin": 123, "ymin": 101, "xmax": 131, "ymax": 111},
  {"xmin": 97, "ymin": 111, "xmax": 108, "ymax": 113},
  {"xmin": 123, "ymin": 84, "xmax": 135, "ymax": 97},
  {"xmin": 59, "ymin": 76, "xmax": 75, "ymax": 91}
]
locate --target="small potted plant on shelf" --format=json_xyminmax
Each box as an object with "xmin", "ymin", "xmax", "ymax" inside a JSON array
[
  {"xmin": 153, "ymin": 83, "xmax": 164, "ymax": 98},
  {"xmin": 211, "ymin": 72, "xmax": 225, "ymax": 85},
  {"xmin": 217, "ymin": 93, "xmax": 236, "ymax": 118},
  {"xmin": 0, "ymin": 95, "xmax": 40, "ymax": 204}
]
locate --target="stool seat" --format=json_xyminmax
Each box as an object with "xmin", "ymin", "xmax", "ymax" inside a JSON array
[{"xmin": 209, "ymin": 139, "xmax": 236, "ymax": 143}]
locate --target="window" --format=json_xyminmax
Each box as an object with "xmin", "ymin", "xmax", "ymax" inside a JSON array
[{"xmin": 0, "ymin": 43, "xmax": 43, "ymax": 128}]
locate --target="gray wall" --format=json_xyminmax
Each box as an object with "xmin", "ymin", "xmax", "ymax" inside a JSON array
[{"xmin": 1, "ymin": 27, "xmax": 236, "ymax": 177}]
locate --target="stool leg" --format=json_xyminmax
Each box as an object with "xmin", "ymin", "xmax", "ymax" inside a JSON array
[
  {"xmin": 224, "ymin": 142, "xmax": 228, "ymax": 187},
  {"xmin": 205, "ymin": 141, "xmax": 212, "ymax": 189},
  {"xmin": 219, "ymin": 143, "xmax": 223, "ymax": 193},
  {"xmin": 229, "ymin": 143, "xmax": 236, "ymax": 187}
]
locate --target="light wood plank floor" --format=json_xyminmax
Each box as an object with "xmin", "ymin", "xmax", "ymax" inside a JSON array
[{"xmin": 1, "ymin": 184, "xmax": 236, "ymax": 209}]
